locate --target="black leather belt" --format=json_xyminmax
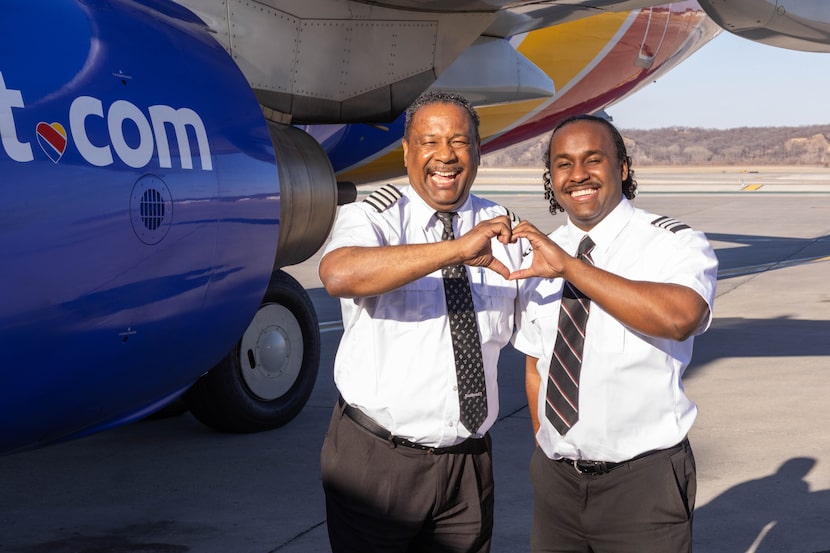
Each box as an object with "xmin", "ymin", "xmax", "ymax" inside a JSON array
[
  {"xmin": 557, "ymin": 458, "xmax": 626, "ymax": 475},
  {"xmin": 556, "ymin": 439, "xmax": 689, "ymax": 475},
  {"xmin": 339, "ymin": 397, "xmax": 487, "ymax": 455}
]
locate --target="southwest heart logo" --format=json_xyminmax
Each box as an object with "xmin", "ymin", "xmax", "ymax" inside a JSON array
[{"xmin": 36, "ymin": 121, "xmax": 68, "ymax": 163}]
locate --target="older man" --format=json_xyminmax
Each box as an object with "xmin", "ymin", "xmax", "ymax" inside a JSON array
[{"xmin": 319, "ymin": 91, "xmax": 525, "ymax": 553}]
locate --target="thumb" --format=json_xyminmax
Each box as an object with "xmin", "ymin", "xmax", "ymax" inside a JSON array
[{"xmin": 508, "ymin": 268, "xmax": 534, "ymax": 280}]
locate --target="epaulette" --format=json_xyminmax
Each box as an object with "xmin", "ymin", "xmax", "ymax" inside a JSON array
[
  {"xmin": 651, "ymin": 215, "xmax": 691, "ymax": 234},
  {"xmin": 363, "ymin": 184, "xmax": 402, "ymax": 213},
  {"xmin": 503, "ymin": 207, "xmax": 521, "ymax": 227}
]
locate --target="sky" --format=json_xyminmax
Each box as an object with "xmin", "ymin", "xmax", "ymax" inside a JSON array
[{"xmin": 607, "ymin": 31, "xmax": 830, "ymax": 130}]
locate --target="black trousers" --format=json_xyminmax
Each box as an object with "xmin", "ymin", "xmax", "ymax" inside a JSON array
[
  {"xmin": 529, "ymin": 440, "xmax": 696, "ymax": 553},
  {"xmin": 321, "ymin": 400, "xmax": 494, "ymax": 553}
]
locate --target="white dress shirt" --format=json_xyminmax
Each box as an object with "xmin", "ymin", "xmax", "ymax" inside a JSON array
[
  {"xmin": 324, "ymin": 185, "xmax": 525, "ymax": 447},
  {"xmin": 513, "ymin": 198, "xmax": 718, "ymax": 462}
]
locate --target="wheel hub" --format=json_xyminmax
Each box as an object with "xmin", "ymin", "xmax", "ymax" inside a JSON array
[{"xmin": 239, "ymin": 303, "xmax": 303, "ymax": 401}]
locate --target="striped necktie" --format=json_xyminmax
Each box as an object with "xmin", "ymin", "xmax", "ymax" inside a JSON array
[
  {"xmin": 435, "ymin": 211, "xmax": 488, "ymax": 434},
  {"xmin": 545, "ymin": 235, "xmax": 595, "ymax": 435}
]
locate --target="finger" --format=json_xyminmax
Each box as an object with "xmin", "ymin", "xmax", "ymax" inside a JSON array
[
  {"xmin": 510, "ymin": 226, "xmax": 538, "ymax": 240},
  {"xmin": 513, "ymin": 220, "xmax": 535, "ymax": 234},
  {"xmin": 485, "ymin": 257, "xmax": 510, "ymax": 279},
  {"xmin": 508, "ymin": 268, "xmax": 533, "ymax": 280},
  {"xmin": 478, "ymin": 215, "xmax": 510, "ymax": 231},
  {"xmin": 519, "ymin": 231, "xmax": 551, "ymax": 249},
  {"xmin": 474, "ymin": 220, "xmax": 509, "ymax": 243},
  {"xmin": 494, "ymin": 224, "xmax": 513, "ymax": 244},
  {"xmin": 492, "ymin": 214, "xmax": 511, "ymax": 226}
]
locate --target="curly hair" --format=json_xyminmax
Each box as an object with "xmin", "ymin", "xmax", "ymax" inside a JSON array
[
  {"xmin": 542, "ymin": 114, "xmax": 637, "ymax": 216},
  {"xmin": 404, "ymin": 91, "xmax": 480, "ymax": 142}
]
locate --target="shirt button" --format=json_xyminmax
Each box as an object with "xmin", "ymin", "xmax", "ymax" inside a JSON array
[
  {"xmin": 448, "ymin": 421, "xmax": 454, "ymax": 427},
  {"xmin": 452, "ymin": 385, "xmax": 458, "ymax": 391}
]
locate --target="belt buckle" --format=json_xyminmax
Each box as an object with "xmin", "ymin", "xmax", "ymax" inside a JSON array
[{"xmin": 571, "ymin": 459, "xmax": 608, "ymax": 475}]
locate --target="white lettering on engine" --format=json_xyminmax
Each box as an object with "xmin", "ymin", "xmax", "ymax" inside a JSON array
[{"xmin": 1, "ymin": 70, "xmax": 212, "ymax": 171}]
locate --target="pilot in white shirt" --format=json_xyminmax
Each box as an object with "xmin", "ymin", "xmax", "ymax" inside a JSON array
[
  {"xmin": 318, "ymin": 91, "xmax": 524, "ymax": 553},
  {"xmin": 513, "ymin": 197, "xmax": 718, "ymax": 461},
  {"xmin": 509, "ymin": 114, "xmax": 717, "ymax": 553},
  {"xmin": 326, "ymin": 184, "xmax": 522, "ymax": 447}
]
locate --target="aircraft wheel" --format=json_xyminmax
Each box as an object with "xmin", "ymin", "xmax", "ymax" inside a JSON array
[{"xmin": 185, "ymin": 270, "xmax": 320, "ymax": 432}]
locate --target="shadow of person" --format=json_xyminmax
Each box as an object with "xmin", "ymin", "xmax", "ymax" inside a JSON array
[{"xmin": 694, "ymin": 457, "xmax": 830, "ymax": 552}]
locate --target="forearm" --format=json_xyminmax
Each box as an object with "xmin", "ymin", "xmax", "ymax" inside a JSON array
[
  {"xmin": 525, "ymin": 356, "xmax": 541, "ymax": 444},
  {"xmin": 319, "ymin": 242, "xmax": 460, "ymax": 298},
  {"xmin": 564, "ymin": 259, "xmax": 709, "ymax": 341}
]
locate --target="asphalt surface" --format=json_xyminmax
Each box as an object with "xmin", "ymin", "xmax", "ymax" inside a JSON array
[{"xmin": 1, "ymin": 166, "xmax": 829, "ymax": 553}]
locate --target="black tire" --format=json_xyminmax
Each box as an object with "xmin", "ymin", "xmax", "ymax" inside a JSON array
[{"xmin": 184, "ymin": 270, "xmax": 320, "ymax": 433}]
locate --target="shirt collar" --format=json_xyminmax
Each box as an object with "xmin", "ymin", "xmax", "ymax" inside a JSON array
[
  {"xmin": 565, "ymin": 197, "xmax": 633, "ymax": 255},
  {"xmin": 405, "ymin": 185, "xmax": 476, "ymax": 233}
]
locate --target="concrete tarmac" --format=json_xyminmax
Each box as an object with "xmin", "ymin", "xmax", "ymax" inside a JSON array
[{"xmin": 1, "ymin": 167, "xmax": 829, "ymax": 553}]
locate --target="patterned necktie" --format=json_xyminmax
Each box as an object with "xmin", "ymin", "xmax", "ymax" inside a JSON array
[
  {"xmin": 545, "ymin": 235, "xmax": 596, "ymax": 435},
  {"xmin": 435, "ymin": 211, "xmax": 488, "ymax": 434}
]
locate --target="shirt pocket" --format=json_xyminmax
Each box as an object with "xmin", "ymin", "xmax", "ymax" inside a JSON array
[
  {"xmin": 529, "ymin": 313, "xmax": 561, "ymax": 365},
  {"xmin": 380, "ymin": 276, "xmax": 442, "ymax": 324},
  {"xmin": 587, "ymin": 308, "xmax": 625, "ymax": 353},
  {"xmin": 472, "ymin": 269, "xmax": 517, "ymax": 340}
]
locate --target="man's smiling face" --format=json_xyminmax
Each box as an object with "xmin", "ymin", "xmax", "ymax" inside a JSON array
[
  {"xmin": 549, "ymin": 119, "xmax": 627, "ymax": 231},
  {"xmin": 402, "ymin": 102, "xmax": 480, "ymax": 212}
]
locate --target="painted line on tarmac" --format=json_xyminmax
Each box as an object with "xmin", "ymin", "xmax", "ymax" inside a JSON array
[{"xmin": 718, "ymin": 254, "xmax": 830, "ymax": 279}]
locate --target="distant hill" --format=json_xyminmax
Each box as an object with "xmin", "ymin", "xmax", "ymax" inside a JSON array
[{"xmin": 482, "ymin": 125, "xmax": 830, "ymax": 168}]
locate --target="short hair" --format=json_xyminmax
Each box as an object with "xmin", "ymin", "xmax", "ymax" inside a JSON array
[
  {"xmin": 403, "ymin": 91, "xmax": 480, "ymax": 142},
  {"xmin": 542, "ymin": 114, "xmax": 637, "ymax": 215}
]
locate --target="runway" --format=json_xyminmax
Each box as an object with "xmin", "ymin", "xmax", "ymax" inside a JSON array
[{"xmin": 1, "ymin": 167, "xmax": 829, "ymax": 553}]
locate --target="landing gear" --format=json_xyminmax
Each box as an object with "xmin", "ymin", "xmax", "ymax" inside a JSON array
[{"xmin": 185, "ymin": 270, "xmax": 320, "ymax": 432}]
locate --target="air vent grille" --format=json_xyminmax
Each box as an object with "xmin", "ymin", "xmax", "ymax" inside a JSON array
[{"xmin": 130, "ymin": 175, "xmax": 173, "ymax": 244}]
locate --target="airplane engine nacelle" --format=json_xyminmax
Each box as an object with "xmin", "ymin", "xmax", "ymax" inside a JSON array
[
  {"xmin": 267, "ymin": 122, "xmax": 338, "ymax": 269},
  {"xmin": 0, "ymin": 0, "xmax": 335, "ymax": 454},
  {"xmin": 699, "ymin": 0, "xmax": 830, "ymax": 52}
]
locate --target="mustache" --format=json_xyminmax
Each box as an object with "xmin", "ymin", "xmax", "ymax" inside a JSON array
[
  {"xmin": 562, "ymin": 182, "xmax": 599, "ymax": 193},
  {"xmin": 427, "ymin": 165, "xmax": 464, "ymax": 174}
]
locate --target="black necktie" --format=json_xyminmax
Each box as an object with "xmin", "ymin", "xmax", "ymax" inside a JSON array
[
  {"xmin": 545, "ymin": 235, "xmax": 596, "ymax": 435},
  {"xmin": 435, "ymin": 211, "xmax": 488, "ymax": 434}
]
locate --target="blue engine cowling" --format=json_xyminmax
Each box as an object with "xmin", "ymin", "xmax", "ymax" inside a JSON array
[{"xmin": 0, "ymin": 0, "xmax": 337, "ymax": 454}]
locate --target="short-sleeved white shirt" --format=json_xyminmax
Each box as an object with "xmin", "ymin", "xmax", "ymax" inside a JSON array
[
  {"xmin": 324, "ymin": 185, "xmax": 525, "ymax": 447},
  {"xmin": 512, "ymin": 198, "xmax": 718, "ymax": 462}
]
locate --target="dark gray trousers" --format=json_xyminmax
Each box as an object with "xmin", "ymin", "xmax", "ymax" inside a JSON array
[
  {"xmin": 321, "ymin": 401, "xmax": 494, "ymax": 553},
  {"xmin": 529, "ymin": 440, "xmax": 696, "ymax": 553}
]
